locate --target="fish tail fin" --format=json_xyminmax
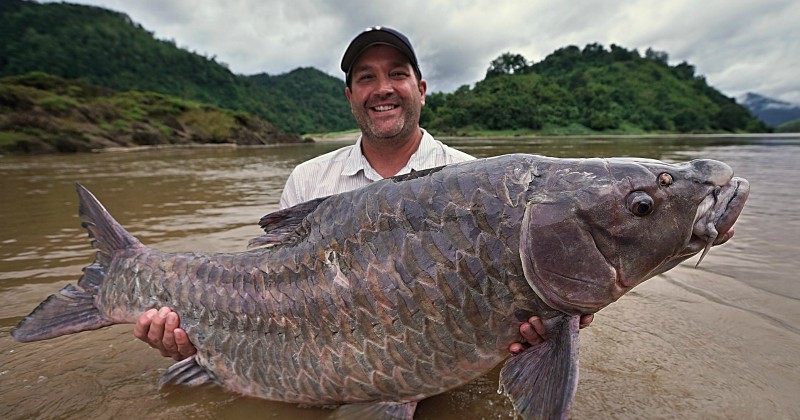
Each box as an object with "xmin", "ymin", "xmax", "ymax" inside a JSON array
[
  {"xmin": 12, "ymin": 184, "xmax": 142, "ymax": 342},
  {"xmin": 499, "ymin": 315, "xmax": 580, "ymax": 420},
  {"xmin": 11, "ymin": 266, "xmax": 114, "ymax": 341}
]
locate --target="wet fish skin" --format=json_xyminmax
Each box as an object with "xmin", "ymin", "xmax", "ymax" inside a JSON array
[
  {"xmin": 189, "ymin": 155, "xmax": 542, "ymax": 403},
  {"xmin": 11, "ymin": 153, "xmax": 749, "ymax": 419}
]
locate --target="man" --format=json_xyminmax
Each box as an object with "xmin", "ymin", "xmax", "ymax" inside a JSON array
[{"xmin": 134, "ymin": 26, "xmax": 592, "ymax": 361}]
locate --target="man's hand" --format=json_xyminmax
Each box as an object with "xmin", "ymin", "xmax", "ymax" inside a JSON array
[
  {"xmin": 508, "ymin": 314, "xmax": 594, "ymax": 354},
  {"xmin": 133, "ymin": 307, "xmax": 197, "ymax": 361}
]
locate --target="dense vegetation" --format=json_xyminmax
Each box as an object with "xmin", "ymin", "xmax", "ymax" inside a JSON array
[
  {"xmin": 0, "ymin": 0, "xmax": 355, "ymax": 134},
  {"xmin": 422, "ymin": 46, "xmax": 768, "ymax": 134},
  {"xmin": 1, "ymin": 0, "xmax": 771, "ymax": 145},
  {"xmin": 0, "ymin": 72, "xmax": 307, "ymax": 154},
  {"xmin": 776, "ymin": 118, "xmax": 800, "ymax": 133}
]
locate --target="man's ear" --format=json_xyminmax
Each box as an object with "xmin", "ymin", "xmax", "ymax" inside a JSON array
[
  {"xmin": 345, "ymin": 86, "xmax": 352, "ymax": 102},
  {"xmin": 418, "ymin": 79, "xmax": 427, "ymax": 105}
]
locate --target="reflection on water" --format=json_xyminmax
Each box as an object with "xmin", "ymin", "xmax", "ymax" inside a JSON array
[{"xmin": 1, "ymin": 135, "xmax": 799, "ymax": 419}]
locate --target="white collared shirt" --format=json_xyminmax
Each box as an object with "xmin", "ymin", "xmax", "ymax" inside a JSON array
[{"xmin": 279, "ymin": 129, "xmax": 474, "ymax": 208}]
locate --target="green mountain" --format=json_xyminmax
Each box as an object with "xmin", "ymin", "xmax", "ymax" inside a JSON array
[
  {"xmin": 1, "ymin": 1, "xmax": 769, "ymax": 140},
  {"xmin": 0, "ymin": 0, "xmax": 354, "ymax": 134},
  {"xmin": 0, "ymin": 72, "xmax": 307, "ymax": 154},
  {"xmin": 248, "ymin": 68, "xmax": 351, "ymax": 135},
  {"xmin": 776, "ymin": 118, "xmax": 800, "ymax": 133},
  {"xmin": 422, "ymin": 46, "xmax": 768, "ymax": 134}
]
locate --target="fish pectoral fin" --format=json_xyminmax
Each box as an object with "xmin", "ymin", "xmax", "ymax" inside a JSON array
[
  {"xmin": 158, "ymin": 355, "xmax": 214, "ymax": 387},
  {"xmin": 499, "ymin": 315, "xmax": 580, "ymax": 419},
  {"xmin": 329, "ymin": 401, "xmax": 418, "ymax": 420}
]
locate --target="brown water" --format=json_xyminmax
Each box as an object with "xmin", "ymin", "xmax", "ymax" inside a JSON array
[{"xmin": 1, "ymin": 135, "xmax": 798, "ymax": 419}]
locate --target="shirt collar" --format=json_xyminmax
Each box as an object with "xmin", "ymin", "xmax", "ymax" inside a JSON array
[
  {"xmin": 404, "ymin": 128, "xmax": 436, "ymax": 172},
  {"xmin": 341, "ymin": 129, "xmax": 435, "ymax": 180},
  {"xmin": 341, "ymin": 135, "xmax": 372, "ymax": 178}
]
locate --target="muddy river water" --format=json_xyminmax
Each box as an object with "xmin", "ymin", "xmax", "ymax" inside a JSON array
[{"xmin": 1, "ymin": 135, "xmax": 798, "ymax": 419}]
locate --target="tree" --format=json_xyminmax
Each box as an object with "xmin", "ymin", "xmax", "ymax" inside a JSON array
[
  {"xmin": 673, "ymin": 61, "xmax": 695, "ymax": 80},
  {"xmin": 486, "ymin": 53, "xmax": 528, "ymax": 78},
  {"xmin": 644, "ymin": 47, "xmax": 669, "ymax": 65}
]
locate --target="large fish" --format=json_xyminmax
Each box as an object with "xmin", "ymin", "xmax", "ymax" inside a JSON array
[{"xmin": 12, "ymin": 154, "xmax": 748, "ymax": 419}]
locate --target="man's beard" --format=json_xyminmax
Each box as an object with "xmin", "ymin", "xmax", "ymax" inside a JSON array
[{"xmin": 352, "ymin": 97, "xmax": 421, "ymax": 145}]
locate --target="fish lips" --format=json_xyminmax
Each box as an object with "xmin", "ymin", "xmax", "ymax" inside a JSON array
[
  {"xmin": 685, "ymin": 177, "xmax": 749, "ymax": 254},
  {"xmin": 713, "ymin": 177, "xmax": 749, "ymax": 237}
]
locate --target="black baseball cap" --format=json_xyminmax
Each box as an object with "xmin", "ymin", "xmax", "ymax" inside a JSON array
[{"xmin": 340, "ymin": 26, "xmax": 421, "ymax": 86}]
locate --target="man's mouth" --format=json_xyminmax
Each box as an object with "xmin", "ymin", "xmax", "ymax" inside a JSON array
[{"xmin": 371, "ymin": 104, "xmax": 398, "ymax": 112}]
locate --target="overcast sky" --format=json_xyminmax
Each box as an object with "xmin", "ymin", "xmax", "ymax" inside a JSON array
[{"xmin": 49, "ymin": 0, "xmax": 799, "ymax": 104}]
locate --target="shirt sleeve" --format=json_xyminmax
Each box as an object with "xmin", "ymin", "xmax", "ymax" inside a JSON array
[{"xmin": 279, "ymin": 170, "xmax": 301, "ymax": 209}]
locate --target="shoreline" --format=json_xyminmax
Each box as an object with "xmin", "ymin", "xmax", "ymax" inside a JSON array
[
  {"xmin": 4, "ymin": 132, "xmax": 797, "ymax": 157},
  {"xmin": 307, "ymin": 130, "xmax": 799, "ymax": 142},
  {"xmin": 90, "ymin": 142, "xmax": 310, "ymax": 154},
  {"xmin": 304, "ymin": 130, "xmax": 360, "ymax": 142}
]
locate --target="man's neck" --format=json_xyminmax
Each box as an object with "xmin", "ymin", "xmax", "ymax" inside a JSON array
[{"xmin": 360, "ymin": 128, "xmax": 424, "ymax": 178}]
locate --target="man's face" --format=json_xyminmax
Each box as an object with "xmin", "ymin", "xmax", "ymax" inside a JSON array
[{"xmin": 345, "ymin": 45, "xmax": 427, "ymax": 145}]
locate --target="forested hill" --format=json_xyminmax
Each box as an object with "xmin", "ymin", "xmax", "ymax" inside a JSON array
[
  {"xmin": 0, "ymin": 0, "xmax": 355, "ymax": 134},
  {"xmin": 0, "ymin": 72, "xmax": 308, "ymax": 154},
  {"xmin": 2, "ymin": 1, "xmax": 767, "ymax": 136},
  {"xmin": 422, "ymin": 47, "xmax": 768, "ymax": 134}
]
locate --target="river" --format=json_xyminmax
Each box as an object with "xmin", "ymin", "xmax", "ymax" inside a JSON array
[{"xmin": 1, "ymin": 134, "xmax": 798, "ymax": 419}]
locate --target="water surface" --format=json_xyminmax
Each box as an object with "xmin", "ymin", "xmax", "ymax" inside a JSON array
[{"xmin": 1, "ymin": 135, "xmax": 798, "ymax": 419}]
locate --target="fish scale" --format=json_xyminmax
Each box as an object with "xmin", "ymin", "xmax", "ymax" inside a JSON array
[
  {"xmin": 12, "ymin": 154, "xmax": 749, "ymax": 419},
  {"xmin": 234, "ymin": 162, "xmax": 524, "ymax": 401}
]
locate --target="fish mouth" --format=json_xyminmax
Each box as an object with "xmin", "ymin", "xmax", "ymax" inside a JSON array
[{"xmin": 683, "ymin": 177, "xmax": 750, "ymax": 265}]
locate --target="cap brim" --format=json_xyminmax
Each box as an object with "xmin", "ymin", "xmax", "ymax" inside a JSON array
[{"xmin": 341, "ymin": 30, "xmax": 419, "ymax": 77}]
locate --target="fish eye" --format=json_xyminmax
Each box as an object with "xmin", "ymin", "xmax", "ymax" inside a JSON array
[
  {"xmin": 658, "ymin": 173, "xmax": 673, "ymax": 187},
  {"xmin": 627, "ymin": 192, "xmax": 654, "ymax": 216}
]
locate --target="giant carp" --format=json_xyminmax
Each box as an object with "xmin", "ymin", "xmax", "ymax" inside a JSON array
[{"xmin": 12, "ymin": 154, "xmax": 749, "ymax": 419}]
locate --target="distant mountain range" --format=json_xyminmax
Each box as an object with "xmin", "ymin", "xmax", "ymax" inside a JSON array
[{"xmin": 738, "ymin": 92, "xmax": 800, "ymax": 127}]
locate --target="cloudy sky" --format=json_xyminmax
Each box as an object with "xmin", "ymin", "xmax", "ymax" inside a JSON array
[{"xmin": 50, "ymin": 0, "xmax": 799, "ymax": 104}]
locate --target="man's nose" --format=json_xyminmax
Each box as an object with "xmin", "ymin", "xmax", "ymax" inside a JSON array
[{"xmin": 375, "ymin": 75, "xmax": 394, "ymax": 94}]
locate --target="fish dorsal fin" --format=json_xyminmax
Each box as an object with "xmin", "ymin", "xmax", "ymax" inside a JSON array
[
  {"xmin": 76, "ymin": 183, "xmax": 142, "ymax": 254},
  {"xmin": 247, "ymin": 196, "xmax": 329, "ymax": 249},
  {"xmin": 389, "ymin": 165, "xmax": 445, "ymax": 182},
  {"xmin": 499, "ymin": 315, "xmax": 580, "ymax": 419},
  {"xmin": 329, "ymin": 401, "xmax": 418, "ymax": 420}
]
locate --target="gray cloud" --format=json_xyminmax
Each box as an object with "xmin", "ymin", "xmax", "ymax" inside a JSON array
[{"xmin": 50, "ymin": 0, "xmax": 799, "ymax": 103}]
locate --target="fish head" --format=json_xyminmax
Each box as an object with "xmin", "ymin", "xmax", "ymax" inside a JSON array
[{"xmin": 520, "ymin": 157, "xmax": 749, "ymax": 315}]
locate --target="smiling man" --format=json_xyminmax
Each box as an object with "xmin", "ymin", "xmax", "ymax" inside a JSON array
[
  {"xmin": 279, "ymin": 26, "xmax": 474, "ymax": 207},
  {"xmin": 135, "ymin": 26, "xmax": 592, "ymax": 361}
]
